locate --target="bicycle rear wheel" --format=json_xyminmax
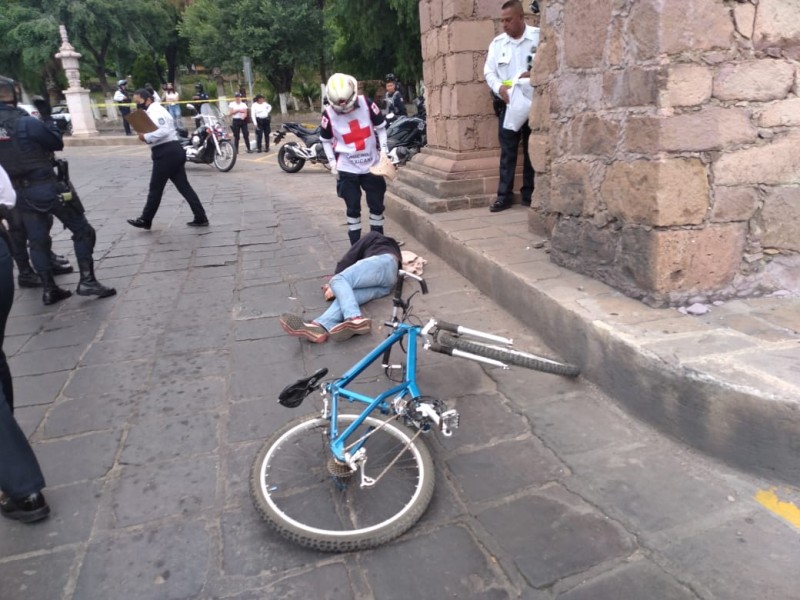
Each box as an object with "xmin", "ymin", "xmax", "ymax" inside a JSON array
[
  {"xmin": 250, "ymin": 412, "xmax": 435, "ymax": 552},
  {"xmin": 437, "ymin": 331, "xmax": 580, "ymax": 377}
]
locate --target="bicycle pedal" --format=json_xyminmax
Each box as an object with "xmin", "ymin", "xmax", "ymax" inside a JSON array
[{"xmin": 440, "ymin": 409, "xmax": 460, "ymax": 437}]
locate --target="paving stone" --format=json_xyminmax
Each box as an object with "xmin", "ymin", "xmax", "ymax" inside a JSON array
[
  {"xmin": 152, "ymin": 349, "xmax": 230, "ymax": 381},
  {"xmin": 3, "ymin": 333, "xmax": 31, "ymax": 356},
  {"xmin": 220, "ymin": 504, "xmax": 321, "ymax": 576},
  {"xmin": 80, "ymin": 335, "xmax": 159, "ymax": 366},
  {"xmin": 568, "ymin": 444, "xmax": 744, "ymax": 537},
  {"xmin": 643, "ymin": 331, "xmax": 757, "ymax": 361},
  {"xmin": 112, "ymin": 455, "xmax": 218, "ymax": 527},
  {"xmin": 5, "ymin": 314, "xmax": 46, "ymax": 336},
  {"xmin": 223, "ymin": 440, "xmax": 260, "ymax": 507},
  {"xmin": 223, "ymin": 563, "xmax": 355, "ymax": 600},
  {"xmin": 44, "ymin": 392, "xmax": 139, "ymax": 437},
  {"xmin": 227, "ymin": 396, "xmax": 299, "ymax": 443},
  {"xmin": 13, "ymin": 402, "xmax": 47, "ymax": 437},
  {"xmin": 416, "ymin": 359, "xmax": 496, "ymax": 404},
  {"xmin": 476, "ymin": 486, "xmax": 635, "ymax": 589},
  {"xmin": 491, "ymin": 366, "xmax": 585, "ymax": 411},
  {"xmin": 8, "ymin": 344, "xmax": 84, "ymax": 376},
  {"xmin": 660, "ymin": 510, "xmax": 800, "ymax": 600},
  {"xmin": 447, "ymin": 438, "xmax": 566, "ymax": 504},
  {"xmin": 361, "ymin": 525, "xmax": 511, "ymax": 599},
  {"xmin": 133, "ymin": 376, "xmax": 227, "ymax": 417},
  {"xmin": 21, "ymin": 322, "xmax": 100, "ymax": 351},
  {"xmin": 0, "ymin": 548, "xmax": 76, "ymax": 599},
  {"xmin": 159, "ymin": 321, "xmax": 231, "ymax": 353},
  {"xmin": 556, "ymin": 559, "xmax": 697, "ymax": 600},
  {"xmin": 120, "ymin": 412, "xmax": 219, "ymax": 465},
  {"xmin": 64, "ymin": 359, "xmax": 153, "ymax": 397},
  {"xmin": 416, "ymin": 463, "xmax": 469, "ymax": 527},
  {"xmin": 12, "ymin": 371, "xmax": 69, "ymax": 408},
  {"xmin": 236, "ymin": 283, "xmax": 296, "ymax": 319},
  {"xmin": 182, "ymin": 275, "xmax": 236, "ymax": 294},
  {"xmin": 34, "ymin": 431, "xmax": 121, "ymax": 487},
  {"xmin": 229, "ymin": 359, "xmax": 302, "ymax": 401},
  {"xmin": 233, "ymin": 316, "xmax": 283, "ymax": 341},
  {"xmin": 231, "ymin": 336, "xmax": 303, "ymax": 368},
  {"xmin": 72, "ymin": 521, "xmax": 209, "ymax": 600},
  {"xmin": 101, "ymin": 314, "xmax": 172, "ymax": 341},
  {"xmin": 0, "ymin": 481, "xmax": 102, "ymax": 555},
  {"xmin": 441, "ymin": 392, "xmax": 531, "ymax": 451}
]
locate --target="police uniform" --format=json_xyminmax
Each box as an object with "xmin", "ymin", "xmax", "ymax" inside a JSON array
[
  {"xmin": 0, "ymin": 101, "xmax": 114, "ymax": 304},
  {"xmin": 132, "ymin": 100, "xmax": 208, "ymax": 227},
  {"xmin": 320, "ymin": 95, "xmax": 388, "ymax": 245},
  {"xmin": 484, "ymin": 24, "xmax": 539, "ymax": 211},
  {"xmin": 114, "ymin": 83, "xmax": 133, "ymax": 135}
]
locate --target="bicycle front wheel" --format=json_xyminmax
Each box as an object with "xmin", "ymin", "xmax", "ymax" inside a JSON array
[
  {"xmin": 437, "ymin": 331, "xmax": 580, "ymax": 377},
  {"xmin": 250, "ymin": 412, "xmax": 435, "ymax": 552}
]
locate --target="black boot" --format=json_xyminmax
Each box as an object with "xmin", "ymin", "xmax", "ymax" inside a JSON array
[
  {"xmin": 40, "ymin": 271, "xmax": 72, "ymax": 305},
  {"xmin": 51, "ymin": 260, "xmax": 74, "ymax": 275},
  {"xmin": 16, "ymin": 261, "xmax": 41, "ymax": 288},
  {"xmin": 49, "ymin": 251, "xmax": 69, "ymax": 266},
  {"xmin": 76, "ymin": 260, "xmax": 116, "ymax": 298}
]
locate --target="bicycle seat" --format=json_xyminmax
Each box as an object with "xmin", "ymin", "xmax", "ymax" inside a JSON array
[{"xmin": 278, "ymin": 367, "xmax": 329, "ymax": 408}]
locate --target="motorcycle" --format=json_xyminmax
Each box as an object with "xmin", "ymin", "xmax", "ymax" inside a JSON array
[
  {"xmin": 273, "ymin": 123, "xmax": 331, "ymax": 173},
  {"xmin": 385, "ymin": 96, "xmax": 427, "ymax": 166},
  {"xmin": 177, "ymin": 103, "xmax": 237, "ymax": 172}
]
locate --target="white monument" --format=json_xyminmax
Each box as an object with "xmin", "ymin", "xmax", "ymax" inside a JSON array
[{"xmin": 54, "ymin": 25, "xmax": 98, "ymax": 137}]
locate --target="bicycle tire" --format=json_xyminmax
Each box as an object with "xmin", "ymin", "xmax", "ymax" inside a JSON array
[
  {"xmin": 437, "ymin": 331, "xmax": 580, "ymax": 377},
  {"xmin": 250, "ymin": 412, "xmax": 435, "ymax": 552}
]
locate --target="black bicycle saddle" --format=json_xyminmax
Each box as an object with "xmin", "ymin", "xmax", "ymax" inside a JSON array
[{"xmin": 278, "ymin": 367, "xmax": 329, "ymax": 408}]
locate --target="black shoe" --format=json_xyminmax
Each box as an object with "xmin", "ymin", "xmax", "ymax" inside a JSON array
[
  {"xmin": 256, "ymin": 148, "xmax": 262, "ymax": 153},
  {"xmin": 186, "ymin": 219, "xmax": 209, "ymax": 227},
  {"xmin": 17, "ymin": 270, "xmax": 41, "ymax": 288},
  {"xmin": 489, "ymin": 199, "xmax": 512, "ymax": 213},
  {"xmin": 51, "ymin": 263, "xmax": 74, "ymax": 276},
  {"xmin": 246, "ymin": 149, "xmax": 253, "ymax": 153},
  {"xmin": 50, "ymin": 252, "xmax": 70, "ymax": 266},
  {"xmin": 521, "ymin": 199, "xmax": 532, "ymax": 207},
  {"xmin": 0, "ymin": 492, "xmax": 50, "ymax": 523},
  {"xmin": 76, "ymin": 260, "xmax": 117, "ymax": 299},
  {"xmin": 40, "ymin": 271, "xmax": 72, "ymax": 305},
  {"xmin": 127, "ymin": 217, "xmax": 152, "ymax": 230}
]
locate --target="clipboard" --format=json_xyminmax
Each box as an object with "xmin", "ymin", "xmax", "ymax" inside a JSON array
[{"xmin": 125, "ymin": 109, "xmax": 158, "ymax": 134}]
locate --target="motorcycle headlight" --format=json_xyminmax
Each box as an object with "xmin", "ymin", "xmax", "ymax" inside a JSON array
[{"xmin": 191, "ymin": 135, "xmax": 201, "ymax": 146}]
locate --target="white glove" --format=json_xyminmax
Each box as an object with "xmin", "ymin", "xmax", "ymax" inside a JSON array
[{"xmin": 330, "ymin": 164, "xmax": 338, "ymax": 178}]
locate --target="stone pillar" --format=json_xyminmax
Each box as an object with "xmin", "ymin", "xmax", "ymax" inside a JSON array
[
  {"xmin": 529, "ymin": 0, "xmax": 800, "ymax": 306},
  {"xmin": 389, "ymin": 0, "xmax": 536, "ymax": 212},
  {"xmin": 55, "ymin": 25, "xmax": 98, "ymax": 137}
]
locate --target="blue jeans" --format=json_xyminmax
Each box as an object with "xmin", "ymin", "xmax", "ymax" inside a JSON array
[
  {"xmin": 168, "ymin": 104, "xmax": 182, "ymax": 127},
  {"xmin": 316, "ymin": 254, "xmax": 398, "ymax": 332}
]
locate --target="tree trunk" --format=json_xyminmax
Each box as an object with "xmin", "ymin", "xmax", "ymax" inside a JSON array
[{"xmin": 278, "ymin": 92, "xmax": 289, "ymax": 115}]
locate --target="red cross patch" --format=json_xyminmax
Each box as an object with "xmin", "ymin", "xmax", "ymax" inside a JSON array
[{"xmin": 342, "ymin": 119, "xmax": 372, "ymax": 151}]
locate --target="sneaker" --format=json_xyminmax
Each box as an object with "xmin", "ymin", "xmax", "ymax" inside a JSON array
[
  {"xmin": 279, "ymin": 313, "xmax": 329, "ymax": 343},
  {"xmin": 329, "ymin": 317, "xmax": 371, "ymax": 342}
]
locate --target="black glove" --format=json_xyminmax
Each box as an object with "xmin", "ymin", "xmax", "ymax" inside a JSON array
[{"xmin": 33, "ymin": 98, "xmax": 52, "ymax": 120}]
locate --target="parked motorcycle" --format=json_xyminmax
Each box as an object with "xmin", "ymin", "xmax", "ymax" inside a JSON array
[
  {"xmin": 385, "ymin": 95, "xmax": 426, "ymax": 166},
  {"xmin": 273, "ymin": 123, "xmax": 330, "ymax": 173},
  {"xmin": 177, "ymin": 103, "xmax": 237, "ymax": 172}
]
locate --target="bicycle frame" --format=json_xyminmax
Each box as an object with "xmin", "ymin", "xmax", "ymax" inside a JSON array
[{"xmin": 326, "ymin": 321, "xmax": 421, "ymax": 463}]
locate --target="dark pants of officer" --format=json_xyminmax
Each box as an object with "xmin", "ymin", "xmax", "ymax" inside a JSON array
[
  {"xmin": 337, "ymin": 171, "xmax": 386, "ymax": 245},
  {"xmin": 231, "ymin": 119, "xmax": 251, "ymax": 152},
  {"xmin": 497, "ymin": 108, "xmax": 534, "ymax": 206},
  {"xmin": 255, "ymin": 117, "xmax": 270, "ymax": 151},
  {"xmin": 19, "ymin": 196, "xmax": 94, "ymax": 275},
  {"xmin": 0, "ymin": 235, "xmax": 46, "ymax": 499},
  {"xmin": 120, "ymin": 106, "xmax": 132, "ymax": 136},
  {"xmin": 142, "ymin": 141, "xmax": 207, "ymax": 224}
]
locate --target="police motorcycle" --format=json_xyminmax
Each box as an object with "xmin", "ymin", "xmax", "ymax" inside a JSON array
[
  {"xmin": 385, "ymin": 95, "xmax": 427, "ymax": 167},
  {"xmin": 177, "ymin": 103, "xmax": 236, "ymax": 172},
  {"xmin": 273, "ymin": 122, "xmax": 331, "ymax": 173}
]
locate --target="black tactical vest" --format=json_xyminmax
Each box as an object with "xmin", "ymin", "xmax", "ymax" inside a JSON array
[{"xmin": 0, "ymin": 107, "xmax": 54, "ymax": 179}]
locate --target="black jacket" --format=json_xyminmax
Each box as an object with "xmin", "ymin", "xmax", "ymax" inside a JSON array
[{"xmin": 335, "ymin": 232, "xmax": 402, "ymax": 274}]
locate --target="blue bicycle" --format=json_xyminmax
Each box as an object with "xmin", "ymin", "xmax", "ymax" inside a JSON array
[{"xmin": 250, "ymin": 272, "xmax": 579, "ymax": 552}]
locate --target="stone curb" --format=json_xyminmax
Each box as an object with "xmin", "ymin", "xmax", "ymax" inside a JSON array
[{"xmin": 386, "ymin": 192, "xmax": 800, "ymax": 486}]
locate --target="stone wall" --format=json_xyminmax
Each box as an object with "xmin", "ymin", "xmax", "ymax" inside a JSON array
[{"xmin": 529, "ymin": 0, "xmax": 800, "ymax": 306}]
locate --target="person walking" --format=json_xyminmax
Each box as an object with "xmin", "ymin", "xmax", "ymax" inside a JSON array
[
  {"xmin": 228, "ymin": 92, "xmax": 252, "ymax": 153},
  {"xmin": 483, "ymin": 0, "xmax": 539, "ymax": 213},
  {"xmin": 163, "ymin": 83, "xmax": 181, "ymax": 127},
  {"xmin": 0, "ymin": 164, "xmax": 50, "ymax": 524},
  {"xmin": 0, "ymin": 76, "xmax": 115, "ymax": 306},
  {"xmin": 127, "ymin": 88, "xmax": 209, "ymax": 230},
  {"xmin": 320, "ymin": 73, "xmax": 390, "ymax": 245},
  {"xmin": 251, "ymin": 94, "xmax": 272, "ymax": 152},
  {"xmin": 279, "ymin": 231, "xmax": 401, "ymax": 343},
  {"xmin": 113, "ymin": 79, "xmax": 133, "ymax": 136}
]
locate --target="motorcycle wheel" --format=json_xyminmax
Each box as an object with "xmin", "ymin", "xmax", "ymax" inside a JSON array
[
  {"xmin": 213, "ymin": 140, "xmax": 236, "ymax": 172},
  {"xmin": 278, "ymin": 143, "xmax": 306, "ymax": 173}
]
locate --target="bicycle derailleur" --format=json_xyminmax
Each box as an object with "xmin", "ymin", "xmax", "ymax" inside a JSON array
[{"xmin": 394, "ymin": 395, "xmax": 460, "ymax": 437}]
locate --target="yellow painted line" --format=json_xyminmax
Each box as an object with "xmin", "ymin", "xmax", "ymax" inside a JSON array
[{"xmin": 755, "ymin": 488, "xmax": 800, "ymax": 528}]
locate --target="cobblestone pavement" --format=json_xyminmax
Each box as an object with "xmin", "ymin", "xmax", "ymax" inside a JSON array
[{"xmin": 1, "ymin": 146, "xmax": 798, "ymax": 600}]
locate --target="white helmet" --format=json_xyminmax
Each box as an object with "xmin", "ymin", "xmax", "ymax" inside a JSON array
[
  {"xmin": 326, "ymin": 73, "xmax": 358, "ymax": 113},
  {"xmin": 117, "ymin": 79, "xmax": 127, "ymax": 87}
]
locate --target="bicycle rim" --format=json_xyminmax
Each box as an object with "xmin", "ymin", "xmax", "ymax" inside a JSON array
[
  {"xmin": 250, "ymin": 413, "xmax": 435, "ymax": 552},
  {"xmin": 438, "ymin": 331, "xmax": 580, "ymax": 377}
]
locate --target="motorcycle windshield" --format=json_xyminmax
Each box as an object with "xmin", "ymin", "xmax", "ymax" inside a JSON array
[{"xmin": 200, "ymin": 103, "xmax": 222, "ymax": 119}]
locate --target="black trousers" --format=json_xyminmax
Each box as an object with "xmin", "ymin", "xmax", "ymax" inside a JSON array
[
  {"xmin": 0, "ymin": 236, "xmax": 46, "ymax": 498},
  {"xmin": 337, "ymin": 171, "xmax": 386, "ymax": 245},
  {"xmin": 255, "ymin": 117, "xmax": 271, "ymax": 150},
  {"xmin": 497, "ymin": 111, "xmax": 534, "ymax": 205},
  {"xmin": 231, "ymin": 119, "xmax": 251, "ymax": 151},
  {"xmin": 142, "ymin": 141, "xmax": 207, "ymax": 224},
  {"xmin": 119, "ymin": 106, "xmax": 132, "ymax": 135}
]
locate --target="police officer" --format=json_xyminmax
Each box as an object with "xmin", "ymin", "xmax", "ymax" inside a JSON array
[
  {"xmin": 114, "ymin": 79, "xmax": 133, "ymax": 136},
  {"xmin": 0, "ymin": 76, "xmax": 116, "ymax": 305},
  {"xmin": 382, "ymin": 74, "xmax": 407, "ymax": 120}
]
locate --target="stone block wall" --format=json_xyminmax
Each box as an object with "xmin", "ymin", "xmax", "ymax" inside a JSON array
[{"xmin": 530, "ymin": 0, "xmax": 800, "ymax": 306}]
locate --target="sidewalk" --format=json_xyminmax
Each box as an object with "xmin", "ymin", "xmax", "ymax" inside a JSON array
[{"xmin": 384, "ymin": 195, "xmax": 800, "ymax": 485}]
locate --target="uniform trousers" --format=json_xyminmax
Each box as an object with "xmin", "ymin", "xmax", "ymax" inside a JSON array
[
  {"xmin": 0, "ymin": 236, "xmax": 46, "ymax": 498},
  {"xmin": 230, "ymin": 119, "xmax": 251, "ymax": 152},
  {"xmin": 141, "ymin": 141, "xmax": 207, "ymax": 224},
  {"xmin": 255, "ymin": 117, "xmax": 271, "ymax": 151},
  {"xmin": 336, "ymin": 171, "xmax": 386, "ymax": 245},
  {"xmin": 497, "ymin": 109, "xmax": 534, "ymax": 205}
]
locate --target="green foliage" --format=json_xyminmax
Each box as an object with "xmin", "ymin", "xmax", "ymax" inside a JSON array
[
  {"xmin": 130, "ymin": 55, "xmax": 164, "ymax": 90},
  {"xmin": 0, "ymin": 1, "xmax": 61, "ymax": 94}
]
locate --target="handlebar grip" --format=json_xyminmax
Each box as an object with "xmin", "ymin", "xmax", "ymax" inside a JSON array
[
  {"xmin": 427, "ymin": 341, "xmax": 453, "ymax": 356},
  {"xmin": 436, "ymin": 320, "xmax": 460, "ymax": 333}
]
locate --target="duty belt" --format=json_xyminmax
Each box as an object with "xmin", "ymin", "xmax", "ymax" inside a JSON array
[{"xmin": 10, "ymin": 175, "xmax": 56, "ymax": 189}]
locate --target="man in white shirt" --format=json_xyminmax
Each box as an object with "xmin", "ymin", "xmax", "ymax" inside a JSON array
[
  {"xmin": 126, "ymin": 88, "xmax": 209, "ymax": 230},
  {"xmin": 251, "ymin": 94, "xmax": 272, "ymax": 152},
  {"xmin": 483, "ymin": 0, "xmax": 539, "ymax": 213},
  {"xmin": 228, "ymin": 92, "xmax": 252, "ymax": 153}
]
